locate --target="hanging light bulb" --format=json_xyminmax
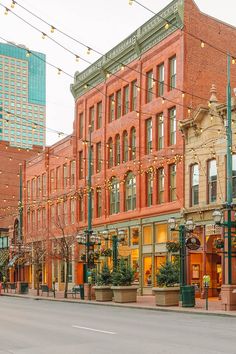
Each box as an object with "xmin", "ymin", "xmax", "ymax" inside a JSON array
[
  {"xmin": 4, "ymin": 7, "xmax": 9, "ymax": 15},
  {"xmin": 11, "ymin": 0, "xmax": 16, "ymax": 9},
  {"xmin": 87, "ymin": 47, "xmax": 91, "ymax": 55},
  {"xmin": 162, "ymin": 97, "xmax": 165, "ymax": 104},
  {"xmin": 106, "ymin": 72, "xmax": 110, "ymax": 79},
  {"xmin": 188, "ymin": 107, "xmax": 191, "ymax": 114},
  {"xmin": 121, "ymin": 65, "xmax": 125, "ymax": 71},
  {"xmin": 75, "ymin": 55, "xmax": 80, "ymax": 62},
  {"xmin": 182, "ymin": 92, "xmax": 185, "ymax": 98},
  {"xmin": 232, "ymin": 58, "xmax": 236, "ymax": 65},
  {"xmin": 26, "ymin": 50, "xmax": 31, "ymax": 57},
  {"xmin": 201, "ymin": 40, "xmax": 205, "ymax": 48},
  {"xmin": 129, "ymin": 0, "xmax": 133, "ymax": 5},
  {"xmin": 42, "ymin": 32, "xmax": 46, "ymax": 39},
  {"xmin": 165, "ymin": 22, "xmax": 169, "ymax": 30},
  {"xmin": 57, "ymin": 68, "xmax": 62, "ymax": 75},
  {"xmin": 50, "ymin": 25, "xmax": 55, "ymax": 33}
]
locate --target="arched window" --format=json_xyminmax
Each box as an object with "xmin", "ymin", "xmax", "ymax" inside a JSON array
[
  {"xmin": 208, "ymin": 159, "xmax": 217, "ymax": 203},
  {"xmin": 123, "ymin": 131, "xmax": 128, "ymax": 163},
  {"xmin": 190, "ymin": 164, "xmax": 199, "ymax": 206},
  {"xmin": 131, "ymin": 127, "xmax": 136, "ymax": 160},
  {"xmin": 125, "ymin": 172, "xmax": 136, "ymax": 211},
  {"xmin": 115, "ymin": 135, "xmax": 120, "ymax": 166},
  {"xmin": 107, "ymin": 138, "xmax": 113, "ymax": 168},
  {"xmin": 146, "ymin": 170, "xmax": 153, "ymax": 207},
  {"xmin": 110, "ymin": 177, "xmax": 120, "ymax": 215}
]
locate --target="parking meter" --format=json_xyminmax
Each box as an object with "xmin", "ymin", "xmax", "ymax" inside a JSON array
[{"xmin": 203, "ymin": 275, "xmax": 210, "ymax": 310}]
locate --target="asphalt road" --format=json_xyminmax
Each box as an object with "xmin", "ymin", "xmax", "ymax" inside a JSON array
[{"xmin": 0, "ymin": 297, "xmax": 236, "ymax": 354}]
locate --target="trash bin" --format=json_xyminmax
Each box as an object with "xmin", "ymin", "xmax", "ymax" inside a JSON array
[
  {"xmin": 79, "ymin": 284, "xmax": 84, "ymax": 300},
  {"xmin": 182, "ymin": 285, "xmax": 195, "ymax": 307},
  {"xmin": 19, "ymin": 282, "xmax": 29, "ymax": 294}
]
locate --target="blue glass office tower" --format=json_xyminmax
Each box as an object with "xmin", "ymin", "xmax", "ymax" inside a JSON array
[{"xmin": 0, "ymin": 43, "xmax": 46, "ymax": 148}]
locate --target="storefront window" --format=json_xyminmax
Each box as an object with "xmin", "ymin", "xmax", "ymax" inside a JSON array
[
  {"xmin": 155, "ymin": 255, "xmax": 167, "ymax": 285},
  {"xmin": 143, "ymin": 256, "xmax": 152, "ymax": 286},
  {"xmin": 143, "ymin": 226, "xmax": 152, "ymax": 245},
  {"xmin": 131, "ymin": 228, "xmax": 139, "ymax": 246},
  {"xmin": 131, "ymin": 249, "xmax": 139, "ymax": 283},
  {"xmin": 155, "ymin": 224, "xmax": 167, "ymax": 243}
]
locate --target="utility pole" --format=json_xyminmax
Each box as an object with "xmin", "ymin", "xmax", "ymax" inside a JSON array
[{"xmin": 226, "ymin": 53, "xmax": 232, "ymax": 285}]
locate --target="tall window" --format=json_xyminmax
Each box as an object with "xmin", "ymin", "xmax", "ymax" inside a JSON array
[
  {"xmin": 110, "ymin": 178, "xmax": 120, "ymax": 215},
  {"xmin": 70, "ymin": 198, "xmax": 75, "ymax": 224},
  {"xmin": 70, "ymin": 160, "xmax": 76, "ymax": 187},
  {"xmin": 115, "ymin": 135, "xmax": 120, "ymax": 166},
  {"xmin": 208, "ymin": 159, "xmax": 217, "ymax": 203},
  {"xmin": 97, "ymin": 101, "xmax": 102, "ymax": 129},
  {"xmin": 169, "ymin": 56, "xmax": 176, "ymax": 90},
  {"xmin": 79, "ymin": 112, "xmax": 83, "ymax": 139},
  {"xmin": 131, "ymin": 80, "xmax": 137, "ymax": 111},
  {"xmin": 169, "ymin": 164, "xmax": 176, "ymax": 202},
  {"xmin": 191, "ymin": 164, "xmax": 199, "ymax": 206},
  {"xmin": 96, "ymin": 188, "xmax": 102, "ymax": 218},
  {"xmin": 89, "ymin": 106, "xmax": 95, "ymax": 131},
  {"xmin": 63, "ymin": 200, "xmax": 68, "ymax": 225},
  {"xmin": 233, "ymin": 155, "xmax": 236, "ymax": 198},
  {"xmin": 123, "ymin": 85, "xmax": 129, "ymax": 115},
  {"xmin": 50, "ymin": 169, "xmax": 55, "ymax": 193},
  {"xmin": 42, "ymin": 208, "xmax": 46, "ymax": 228},
  {"xmin": 42, "ymin": 173, "xmax": 47, "ymax": 196},
  {"xmin": 146, "ymin": 171, "xmax": 153, "ymax": 207},
  {"xmin": 79, "ymin": 151, "xmax": 83, "ymax": 179},
  {"xmin": 147, "ymin": 70, "xmax": 153, "ymax": 103},
  {"xmin": 125, "ymin": 172, "xmax": 136, "ymax": 211},
  {"xmin": 157, "ymin": 168, "xmax": 164, "ymax": 204},
  {"xmin": 27, "ymin": 180, "xmax": 30, "ymax": 200},
  {"xmin": 109, "ymin": 94, "xmax": 115, "ymax": 122},
  {"xmin": 157, "ymin": 113, "xmax": 164, "ymax": 150},
  {"xmin": 32, "ymin": 178, "xmax": 36, "ymax": 200},
  {"xmin": 123, "ymin": 131, "xmax": 129, "ymax": 162},
  {"xmin": 56, "ymin": 166, "xmax": 60, "ymax": 190},
  {"xmin": 63, "ymin": 164, "xmax": 68, "ymax": 189},
  {"xmin": 108, "ymin": 138, "xmax": 113, "ymax": 168},
  {"xmin": 169, "ymin": 107, "xmax": 176, "ymax": 145},
  {"xmin": 96, "ymin": 142, "xmax": 102, "ymax": 173},
  {"xmin": 116, "ymin": 90, "xmax": 121, "ymax": 119},
  {"xmin": 36, "ymin": 176, "xmax": 41, "ymax": 198},
  {"xmin": 158, "ymin": 63, "xmax": 164, "ymax": 97},
  {"xmin": 146, "ymin": 118, "xmax": 152, "ymax": 154},
  {"xmin": 79, "ymin": 197, "xmax": 84, "ymax": 221},
  {"xmin": 131, "ymin": 127, "xmax": 136, "ymax": 160}
]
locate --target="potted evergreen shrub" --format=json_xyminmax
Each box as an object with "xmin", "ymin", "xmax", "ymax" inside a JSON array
[
  {"xmin": 152, "ymin": 261, "xmax": 180, "ymax": 306},
  {"xmin": 111, "ymin": 258, "xmax": 138, "ymax": 303},
  {"xmin": 94, "ymin": 264, "xmax": 113, "ymax": 301}
]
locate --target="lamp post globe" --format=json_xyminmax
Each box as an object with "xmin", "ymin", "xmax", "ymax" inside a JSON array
[
  {"xmin": 213, "ymin": 209, "xmax": 223, "ymax": 225},
  {"xmin": 168, "ymin": 217, "xmax": 176, "ymax": 231},
  {"xmin": 118, "ymin": 229, "xmax": 125, "ymax": 241},
  {"xmin": 185, "ymin": 219, "xmax": 195, "ymax": 232}
]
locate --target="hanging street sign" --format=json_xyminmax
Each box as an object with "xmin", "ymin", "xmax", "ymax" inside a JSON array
[{"xmin": 186, "ymin": 236, "xmax": 201, "ymax": 250}]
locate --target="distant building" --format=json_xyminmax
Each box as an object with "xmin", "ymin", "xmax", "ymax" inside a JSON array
[{"xmin": 0, "ymin": 43, "xmax": 46, "ymax": 148}]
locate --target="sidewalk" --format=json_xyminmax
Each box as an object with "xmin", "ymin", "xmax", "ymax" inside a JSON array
[{"xmin": 2, "ymin": 289, "xmax": 236, "ymax": 317}]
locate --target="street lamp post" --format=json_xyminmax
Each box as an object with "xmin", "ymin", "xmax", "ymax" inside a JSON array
[
  {"xmin": 102, "ymin": 229, "xmax": 125, "ymax": 269},
  {"xmin": 76, "ymin": 230, "xmax": 101, "ymax": 282},
  {"xmin": 168, "ymin": 218, "xmax": 195, "ymax": 300}
]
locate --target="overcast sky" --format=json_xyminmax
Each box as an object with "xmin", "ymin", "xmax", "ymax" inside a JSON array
[{"xmin": 0, "ymin": 0, "xmax": 235, "ymax": 145}]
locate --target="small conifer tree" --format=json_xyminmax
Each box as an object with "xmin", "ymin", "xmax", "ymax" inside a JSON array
[
  {"xmin": 96, "ymin": 264, "xmax": 112, "ymax": 286},
  {"xmin": 156, "ymin": 261, "xmax": 179, "ymax": 287}
]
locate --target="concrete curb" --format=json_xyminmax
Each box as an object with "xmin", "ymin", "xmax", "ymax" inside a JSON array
[{"xmin": 2, "ymin": 293, "xmax": 236, "ymax": 318}]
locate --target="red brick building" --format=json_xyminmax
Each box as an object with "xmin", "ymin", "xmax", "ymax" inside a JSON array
[
  {"xmin": 23, "ymin": 0, "xmax": 236, "ymax": 293},
  {"xmin": 0, "ymin": 141, "xmax": 39, "ymax": 280}
]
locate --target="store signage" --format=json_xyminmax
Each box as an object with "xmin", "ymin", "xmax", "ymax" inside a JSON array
[
  {"xmin": 186, "ymin": 236, "xmax": 201, "ymax": 250},
  {"xmin": 118, "ymin": 245, "xmax": 132, "ymax": 257}
]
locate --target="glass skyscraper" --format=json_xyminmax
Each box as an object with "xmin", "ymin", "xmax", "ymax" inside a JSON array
[{"xmin": 0, "ymin": 43, "xmax": 46, "ymax": 148}]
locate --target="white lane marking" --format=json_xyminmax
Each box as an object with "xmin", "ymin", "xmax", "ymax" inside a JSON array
[{"xmin": 72, "ymin": 325, "xmax": 116, "ymax": 335}]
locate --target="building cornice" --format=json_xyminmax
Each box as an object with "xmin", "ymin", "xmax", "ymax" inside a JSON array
[{"xmin": 70, "ymin": 0, "xmax": 184, "ymax": 100}]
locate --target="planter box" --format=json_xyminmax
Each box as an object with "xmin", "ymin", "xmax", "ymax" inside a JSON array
[
  {"xmin": 94, "ymin": 286, "xmax": 113, "ymax": 301},
  {"xmin": 152, "ymin": 287, "xmax": 180, "ymax": 306},
  {"xmin": 111, "ymin": 286, "xmax": 138, "ymax": 303}
]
